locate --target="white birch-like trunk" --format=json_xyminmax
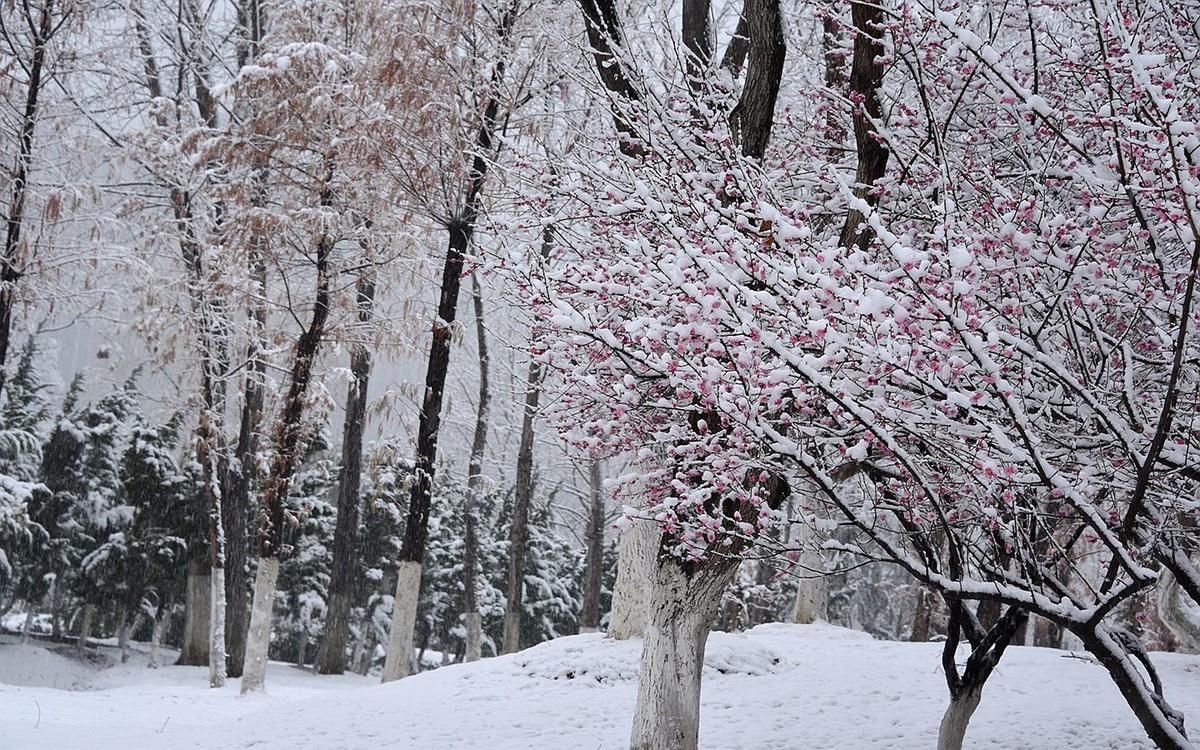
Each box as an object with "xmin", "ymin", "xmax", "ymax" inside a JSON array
[
  {"xmin": 148, "ymin": 609, "xmax": 169, "ymax": 669},
  {"xmin": 937, "ymin": 687, "xmax": 983, "ymax": 750},
  {"xmin": 381, "ymin": 560, "xmax": 422, "ymax": 682},
  {"xmin": 465, "ymin": 612, "xmax": 482, "ymax": 662},
  {"xmin": 240, "ymin": 557, "xmax": 281, "ymax": 694},
  {"xmin": 629, "ymin": 556, "xmax": 740, "ymax": 750},
  {"xmin": 210, "ymin": 572, "xmax": 227, "ymax": 686},
  {"xmin": 608, "ymin": 520, "xmax": 657, "ymax": 640}
]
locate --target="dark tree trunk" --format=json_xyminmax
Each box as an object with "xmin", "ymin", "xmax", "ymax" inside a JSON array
[
  {"xmin": 241, "ymin": 172, "xmax": 336, "ymax": 694},
  {"xmin": 910, "ymin": 584, "xmax": 935, "ymax": 642},
  {"xmin": 580, "ymin": 460, "xmax": 606, "ymax": 632},
  {"xmin": 463, "ymin": 270, "xmax": 491, "ymax": 662},
  {"xmin": 222, "ymin": 370, "xmax": 259, "ymax": 677},
  {"xmin": 837, "ymin": 0, "xmax": 890, "ymax": 250},
  {"xmin": 1076, "ymin": 625, "xmax": 1190, "ymax": 750},
  {"xmin": 502, "ymin": 338, "xmax": 544, "ymax": 653},
  {"xmin": 316, "ymin": 264, "xmax": 376, "ymax": 675},
  {"xmin": 936, "ymin": 602, "xmax": 1027, "ymax": 750},
  {"xmin": 0, "ymin": 0, "xmax": 57, "ymax": 395},
  {"xmin": 381, "ymin": 0, "xmax": 519, "ymax": 682}
]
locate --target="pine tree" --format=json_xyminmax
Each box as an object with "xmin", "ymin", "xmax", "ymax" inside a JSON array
[{"xmin": 275, "ymin": 426, "xmax": 337, "ymax": 666}]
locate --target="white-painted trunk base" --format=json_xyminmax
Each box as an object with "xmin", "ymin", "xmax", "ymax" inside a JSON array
[
  {"xmin": 240, "ymin": 557, "xmax": 281, "ymax": 694},
  {"xmin": 465, "ymin": 612, "xmax": 482, "ymax": 662},
  {"xmin": 210, "ymin": 569, "xmax": 227, "ymax": 687},
  {"xmin": 608, "ymin": 520, "xmax": 657, "ymax": 640},
  {"xmin": 629, "ymin": 556, "xmax": 739, "ymax": 750},
  {"xmin": 382, "ymin": 561, "xmax": 422, "ymax": 683},
  {"xmin": 937, "ymin": 687, "xmax": 983, "ymax": 750}
]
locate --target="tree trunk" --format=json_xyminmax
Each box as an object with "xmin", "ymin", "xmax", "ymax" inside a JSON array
[
  {"xmin": 1078, "ymin": 625, "xmax": 1190, "ymax": 750},
  {"xmin": 76, "ymin": 603, "xmax": 94, "ymax": 649},
  {"xmin": 911, "ymin": 585, "xmax": 935, "ymax": 642},
  {"xmin": 21, "ymin": 607, "xmax": 34, "ymax": 643},
  {"xmin": 629, "ymin": 553, "xmax": 741, "ymax": 750},
  {"xmin": 608, "ymin": 519, "xmax": 657, "ymax": 639},
  {"xmin": 837, "ymin": 0, "xmax": 890, "ymax": 251},
  {"xmin": 937, "ymin": 686, "xmax": 983, "ymax": 750},
  {"xmin": 0, "ymin": 0, "xmax": 55, "ymax": 394},
  {"xmin": 463, "ymin": 271, "xmax": 490, "ymax": 662},
  {"xmin": 791, "ymin": 524, "xmax": 827, "ymax": 624},
  {"xmin": 580, "ymin": 460, "xmax": 606, "ymax": 633},
  {"xmin": 209, "ymin": 566, "xmax": 227, "ymax": 686},
  {"xmin": 240, "ymin": 556, "xmax": 280, "ymax": 693},
  {"xmin": 380, "ymin": 221, "xmax": 468, "ymax": 683},
  {"xmin": 382, "ymin": 560, "xmax": 422, "ymax": 681},
  {"xmin": 223, "ymin": 371, "xmax": 260, "ymax": 677},
  {"xmin": 1157, "ymin": 571, "xmax": 1200, "ymax": 653},
  {"xmin": 297, "ymin": 620, "xmax": 309, "ymax": 667},
  {"xmin": 465, "ymin": 612, "xmax": 483, "ymax": 662},
  {"xmin": 240, "ymin": 179, "xmax": 335, "ymax": 692},
  {"xmin": 149, "ymin": 600, "xmax": 169, "ymax": 669},
  {"xmin": 315, "ymin": 265, "xmax": 376, "ymax": 675},
  {"xmin": 379, "ymin": 0, "xmax": 516, "ymax": 680},
  {"xmin": 50, "ymin": 573, "xmax": 62, "ymax": 641},
  {"xmin": 116, "ymin": 607, "xmax": 130, "ymax": 661},
  {"xmin": 177, "ymin": 559, "xmax": 211, "ymax": 666},
  {"xmin": 503, "ymin": 337, "xmax": 543, "ymax": 654}
]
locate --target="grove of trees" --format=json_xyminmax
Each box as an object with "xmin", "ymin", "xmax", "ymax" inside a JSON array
[{"xmin": 2, "ymin": 0, "xmax": 1200, "ymax": 748}]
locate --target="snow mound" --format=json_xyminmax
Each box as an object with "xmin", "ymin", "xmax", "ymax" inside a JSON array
[
  {"xmin": 0, "ymin": 639, "xmax": 108, "ymax": 690},
  {"xmin": 702, "ymin": 634, "xmax": 783, "ymax": 677},
  {"xmin": 514, "ymin": 630, "xmax": 787, "ymax": 683},
  {"xmin": 515, "ymin": 632, "xmax": 641, "ymax": 682}
]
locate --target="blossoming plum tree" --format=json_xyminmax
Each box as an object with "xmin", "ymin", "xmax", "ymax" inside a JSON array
[{"xmin": 521, "ymin": 0, "xmax": 1200, "ymax": 748}]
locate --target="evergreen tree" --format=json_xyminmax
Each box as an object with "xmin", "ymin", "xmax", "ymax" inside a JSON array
[{"xmin": 274, "ymin": 425, "xmax": 337, "ymax": 665}]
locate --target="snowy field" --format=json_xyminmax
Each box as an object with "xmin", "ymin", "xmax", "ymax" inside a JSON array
[{"xmin": 2, "ymin": 623, "xmax": 1198, "ymax": 750}]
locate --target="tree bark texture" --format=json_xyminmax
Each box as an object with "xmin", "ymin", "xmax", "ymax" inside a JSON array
[
  {"xmin": 223, "ymin": 358, "xmax": 262, "ymax": 677},
  {"xmin": 463, "ymin": 270, "xmax": 490, "ymax": 662},
  {"xmin": 502, "ymin": 340, "xmax": 544, "ymax": 654},
  {"xmin": 1077, "ymin": 625, "xmax": 1190, "ymax": 750},
  {"xmin": 209, "ymin": 557, "xmax": 227, "ymax": 687},
  {"xmin": 607, "ymin": 519, "xmax": 657, "ymax": 640},
  {"xmin": 580, "ymin": 460, "xmax": 606, "ymax": 632},
  {"xmin": 791, "ymin": 523, "xmax": 828, "ymax": 624},
  {"xmin": 239, "ymin": 556, "xmax": 280, "ymax": 694},
  {"xmin": 0, "ymin": 0, "xmax": 57, "ymax": 396},
  {"xmin": 382, "ymin": 0, "xmax": 517, "ymax": 676},
  {"xmin": 316, "ymin": 266, "xmax": 376, "ymax": 675},
  {"xmin": 382, "ymin": 560, "xmax": 422, "ymax": 682},
  {"xmin": 628, "ymin": 552, "xmax": 741, "ymax": 750},
  {"xmin": 177, "ymin": 560, "xmax": 211, "ymax": 666},
  {"xmin": 837, "ymin": 0, "xmax": 890, "ymax": 250},
  {"xmin": 937, "ymin": 686, "xmax": 983, "ymax": 750},
  {"xmin": 241, "ymin": 175, "xmax": 335, "ymax": 690}
]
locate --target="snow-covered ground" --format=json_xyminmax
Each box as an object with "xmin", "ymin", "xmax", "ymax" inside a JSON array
[{"xmin": 2, "ymin": 623, "xmax": 1198, "ymax": 749}]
